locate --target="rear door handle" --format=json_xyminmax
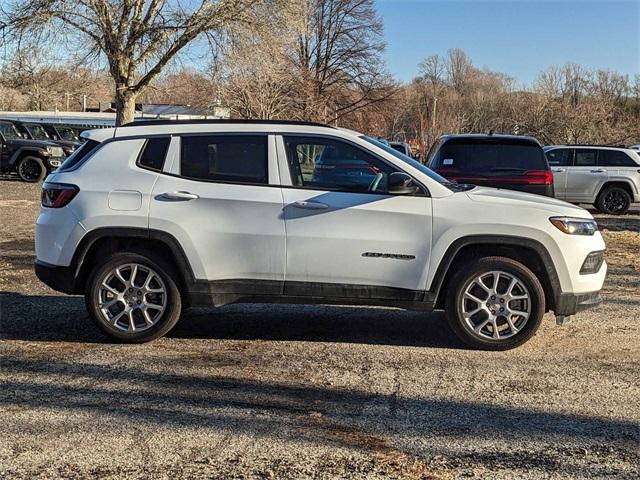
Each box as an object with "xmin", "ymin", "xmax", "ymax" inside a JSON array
[
  {"xmin": 292, "ymin": 201, "xmax": 329, "ymax": 210},
  {"xmin": 551, "ymin": 168, "xmax": 566, "ymax": 173},
  {"xmin": 590, "ymin": 169, "xmax": 606, "ymax": 173},
  {"xmin": 159, "ymin": 191, "xmax": 199, "ymax": 201}
]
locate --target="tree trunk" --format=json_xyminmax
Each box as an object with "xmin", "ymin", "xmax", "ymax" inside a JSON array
[{"xmin": 115, "ymin": 87, "xmax": 137, "ymax": 126}]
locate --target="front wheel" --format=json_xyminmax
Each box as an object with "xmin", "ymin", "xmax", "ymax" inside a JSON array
[
  {"xmin": 445, "ymin": 257, "xmax": 545, "ymax": 350},
  {"xmin": 85, "ymin": 252, "xmax": 182, "ymax": 343},
  {"xmin": 17, "ymin": 156, "xmax": 46, "ymax": 182}
]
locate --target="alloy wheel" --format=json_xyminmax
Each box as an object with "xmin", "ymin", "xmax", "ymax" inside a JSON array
[
  {"xmin": 603, "ymin": 190, "xmax": 628, "ymax": 213},
  {"xmin": 96, "ymin": 263, "xmax": 167, "ymax": 332},
  {"xmin": 460, "ymin": 270, "xmax": 532, "ymax": 341},
  {"xmin": 18, "ymin": 158, "xmax": 43, "ymax": 181}
]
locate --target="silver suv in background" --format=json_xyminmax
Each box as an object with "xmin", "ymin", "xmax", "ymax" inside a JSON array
[{"xmin": 544, "ymin": 145, "xmax": 640, "ymax": 214}]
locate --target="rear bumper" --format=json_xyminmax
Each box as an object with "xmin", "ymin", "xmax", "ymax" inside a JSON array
[
  {"xmin": 554, "ymin": 291, "xmax": 603, "ymax": 316},
  {"xmin": 35, "ymin": 260, "xmax": 77, "ymax": 294}
]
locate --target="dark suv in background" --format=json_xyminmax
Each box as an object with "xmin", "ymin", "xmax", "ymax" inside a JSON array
[
  {"xmin": 427, "ymin": 134, "xmax": 554, "ymax": 197},
  {"xmin": 12, "ymin": 120, "xmax": 80, "ymax": 156},
  {"xmin": 0, "ymin": 120, "xmax": 66, "ymax": 181}
]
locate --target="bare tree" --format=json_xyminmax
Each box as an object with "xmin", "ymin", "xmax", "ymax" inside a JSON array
[
  {"xmin": 3, "ymin": 0, "xmax": 289, "ymax": 124},
  {"xmin": 292, "ymin": 0, "xmax": 395, "ymax": 123}
]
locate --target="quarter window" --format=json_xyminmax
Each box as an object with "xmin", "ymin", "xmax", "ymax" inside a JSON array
[
  {"xmin": 597, "ymin": 150, "xmax": 637, "ymax": 167},
  {"xmin": 284, "ymin": 136, "xmax": 396, "ymax": 193},
  {"xmin": 574, "ymin": 149, "xmax": 597, "ymax": 167},
  {"xmin": 138, "ymin": 137, "xmax": 170, "ymax": 171},
  {"xmin": 180, "ymin": 135, "xmax": 268, "ymax": 184},
  {"xmin": 545, "ymin": 148, "xmax": 572, "ymax": 166}
]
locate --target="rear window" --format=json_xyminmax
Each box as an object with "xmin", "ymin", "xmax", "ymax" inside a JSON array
[
  {"xmin": 432, "ymin": 140, "xmax": 547, "ymax": 173},
  {"xmin": 57, "ymin": 139, "xmax": 100, "ymax": 172},
  {"xmin": 180, "ymin": 135, "xmax": 268, "ymax": 184},
  {"xmin": 598, "ymin": 150, "xmax": 637, "ymax": 167}
]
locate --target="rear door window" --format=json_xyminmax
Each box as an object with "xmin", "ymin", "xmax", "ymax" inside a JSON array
[
  {"xmin": 432, "ymin": 140, "xmax": 547, "ymax": 174},
  {"xmin": 180, "ymin": 135, "xmax": 268, "ymax": 184},
  {"xmin": 574, "ymin": 149, "xmax": 598, "ymax": 166},
  {"xmin": 597, "ymin": 150, "xmax": 637, "ymax": 167}
]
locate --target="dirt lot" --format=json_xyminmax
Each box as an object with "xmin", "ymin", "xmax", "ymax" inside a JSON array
[{"xmin": 1, "ymin": 179, "xmax": 639, "ymax": 479}]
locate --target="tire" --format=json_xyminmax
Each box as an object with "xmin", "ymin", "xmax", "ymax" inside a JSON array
[
  {"xmin": 445, "ymin": 256, "xmax": 545, "ymax": 351},
  {"xmin": 596, "ymin": 186, "xmax": 631, "ymax": 215},
  {"xmin": 17, "ymin": 156, "xmax": 46, "ymax": 182},
  {"xmin": 85, "ymin": 252, "xmax": 182, "ymax": 343}
]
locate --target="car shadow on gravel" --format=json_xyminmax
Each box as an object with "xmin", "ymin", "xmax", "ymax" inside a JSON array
[
  {"xmin": 0, "ymin": 292, "xmax": 462, "ymax": 348},
  {"xmin": 171, "ymin": 304, "xmax": 462, "ymax": 348},
  {"xmin": 2, "ymin": 357, "xmax": 639, "ymax": 477}
]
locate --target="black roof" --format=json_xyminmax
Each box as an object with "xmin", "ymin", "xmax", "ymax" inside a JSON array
[
  {"xmin": 439, "ymin": 133, "xmax": 543, "ymax": 146},
  {"xmin": 122, "ymin": 118, "xmax": 335, "ymax": 128}
]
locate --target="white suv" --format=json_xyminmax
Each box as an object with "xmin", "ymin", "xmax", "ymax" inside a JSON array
[
  {"xmin": 35, "ymin": 120, "xmax": 607, "ymax": 350},
  {"xmin": 544, "ymin": 145, "xmax": 640, "ymax": 214}
]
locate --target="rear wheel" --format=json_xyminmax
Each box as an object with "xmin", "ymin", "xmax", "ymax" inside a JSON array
[
  {"xmin": 85, "ymin": 252, "xmax": 182, "ymax": 343},
  {"xmin": 596, "ymin": 186, "xmax": 631, "ymax": 215},
  {"xmin": 445, "ymin": 257, "xmax": 545, "ymax": 350},
  {"xmin": 17, "ymin": 156, "xmax": 46, "ymax": 182}
]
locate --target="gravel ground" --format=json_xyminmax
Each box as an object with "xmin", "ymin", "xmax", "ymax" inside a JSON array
[{"xmin": 1, "ymin": 178, "xmax": 639, "ymax": 479}]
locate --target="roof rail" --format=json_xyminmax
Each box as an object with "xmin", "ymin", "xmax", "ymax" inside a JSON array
[
  {"xmin": 122, "ymin": 118, "xmax": 335, "ymax": 128},
  {"xmin": 563, "ymin": 144, "xmax": 628, "ymax": 148}
]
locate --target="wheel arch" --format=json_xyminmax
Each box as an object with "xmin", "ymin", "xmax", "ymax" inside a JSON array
[
  {"xmin": 429, "ymin": 235, "xmax": 561, "ymax": 312},
  {"xmin": 8, "ymin": 147, "xmax": 47, "ymax": 167},
  {"xmin": 69, "ymin": 228, "xmax": 195, "ymax": 299},
  {"xmin": 597, "ymin": 180, "xmax": 635, "ymax": 199}
]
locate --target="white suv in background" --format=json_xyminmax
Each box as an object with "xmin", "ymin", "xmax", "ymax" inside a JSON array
[
  {"xmin": 544, "ymin": 145, "xmax": 640, "ymax": 214},
  {"xmin": 35, "ymin": 120, "xmax": 606, "ymax": 350}
]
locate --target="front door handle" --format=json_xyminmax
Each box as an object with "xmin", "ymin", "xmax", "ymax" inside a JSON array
[
  {"xmin": 552, "ymin": 168, "xmax": 566, "ymax": 173},
  {"xmin": 159, "ymin": 191, "xmax": 200, "ymax": 201},
  {"xmin": 590, "ymin": 169, "xmax": 606, "ymax": 174},
  {"xmin": 292, "ymin": 201, "xmax": 329, "ymax": 210}
]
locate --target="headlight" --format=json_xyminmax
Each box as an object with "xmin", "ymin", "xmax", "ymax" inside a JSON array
[
  {"xmin": 47, "ymin": 146, "xmax": 64, "ymax": 157},
  {"xmin": 550, "ymin": 217, "xmax": 598, "ymax": 235}
]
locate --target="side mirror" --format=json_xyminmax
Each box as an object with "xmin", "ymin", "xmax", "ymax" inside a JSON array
[{"xmin": 388, "ymin": 172, "xmax": 419, "ymax": 195}]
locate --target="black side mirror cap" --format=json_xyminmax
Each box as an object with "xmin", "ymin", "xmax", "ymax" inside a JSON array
[{"xmin": 388, "ymin": 172, "xmax": 419, "ymax": 195}]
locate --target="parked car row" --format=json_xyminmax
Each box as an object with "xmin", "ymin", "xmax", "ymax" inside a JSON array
[{"xmin": 0, "ymin": 119, "xmax": 88, "ymax": 182}]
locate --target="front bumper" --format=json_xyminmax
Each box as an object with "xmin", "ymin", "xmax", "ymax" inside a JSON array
[
  {"xmin": 35, "ymin": 260, "xmax": 77, "ymax": 294},
  {"xmin": 554, "ymin": 291, "xmax": 603, "ymax": 316}
]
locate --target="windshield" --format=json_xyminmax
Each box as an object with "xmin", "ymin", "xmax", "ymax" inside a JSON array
[
  {"xmin": 0, "ymin": 122, "xmax": 22, "ymax": 139},
  {"xmin": 361, "ymin": 136, "xmax": 469, "ymax": 191},
  {"xmin": 27, "ymin": 124, "xmax": 51, "ymax": 140},
  {"xmin": 58, "ymin": 127, "xmax": 80, "ymax": 142}
]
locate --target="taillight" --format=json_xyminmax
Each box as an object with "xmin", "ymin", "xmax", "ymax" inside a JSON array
[
  {"xmin": 525, "ymin": 170, "xmax": 554, "ymax": 185},
  {"xmin": 41, "ymin": 183, "xmax": 79, "ymax": 208}
]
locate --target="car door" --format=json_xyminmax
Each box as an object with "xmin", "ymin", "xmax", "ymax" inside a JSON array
[
  {"xmin": 278, "ymin": 134, "xmax": 432, "ymax": 298},
  {"xmin": 149, "ymin": 134, "xmax": 286, "ymax": 294},
  {"xmin": 545, "ymin": 148, "xmax": 572, "ymax": 199},
  {"xmin": 565, "ymin": 148, "xmax": 603, "ymax": 202}
]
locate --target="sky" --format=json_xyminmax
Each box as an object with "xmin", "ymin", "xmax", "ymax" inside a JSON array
[{"xmin": 377, "ymin": 0, "xmax": 640, "ymax": 87}]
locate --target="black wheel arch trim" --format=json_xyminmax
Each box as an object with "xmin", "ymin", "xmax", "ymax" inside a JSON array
[
  {"xmin": 426, "ymin": 234, "xmax": 562, "ymax": 308},
  {"xmin": 66, "ymin": 227, "xmax": 197, "ymax": 294}
]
